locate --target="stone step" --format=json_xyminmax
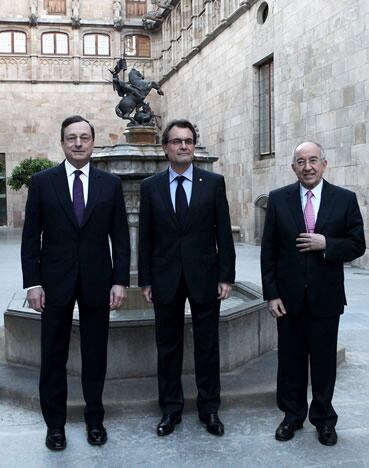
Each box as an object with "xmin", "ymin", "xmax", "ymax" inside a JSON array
[{"xmin": 0, "ymin": 334, "xmax": 345, "ymax": 419}]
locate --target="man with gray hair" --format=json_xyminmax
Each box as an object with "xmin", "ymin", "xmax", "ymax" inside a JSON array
[{"xmin": 261, "ymin": 141, "xmax": 365, "ymax": 446}]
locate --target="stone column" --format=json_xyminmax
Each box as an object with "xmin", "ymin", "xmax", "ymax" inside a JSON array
[
  {"xmin": 220, "ymin": 0, "xmax": 228, "ymax": 22},
  {"xmin": 29, "ymin": 2, "xmax": 39, "ymax": 83},
  {"xmin": 72, "ymin": 28, "xmax": 80, "ymax": 83},
  {"xmin": 204, "ymin": 0, "xmax": 212, "ymax": 36}
]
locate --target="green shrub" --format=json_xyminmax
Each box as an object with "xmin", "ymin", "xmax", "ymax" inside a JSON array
[{"xmin": 8, "ymin": 157, "xmax": 56, "ymax": 191}]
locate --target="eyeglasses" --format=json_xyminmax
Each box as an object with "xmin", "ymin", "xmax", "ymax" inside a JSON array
[
  {"xmin": 295, "ymin": 157, "xmax": 322, "ymax": 167},
  {"xmin": 64, "ymin": 135, "xmax": 92, "ymax": 144},
  {"xmin": 167, "ymin": 138, "xmax": 194, "ymax": 146}
]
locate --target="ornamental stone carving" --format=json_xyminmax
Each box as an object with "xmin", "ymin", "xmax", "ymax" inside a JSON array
[
  {"xmin": 29, "ymin": 0, "xmax": 38, "ymax": 26},
  {"xmin": 71, "ymin": 0, "xmax": 81, "ymax": 28}
]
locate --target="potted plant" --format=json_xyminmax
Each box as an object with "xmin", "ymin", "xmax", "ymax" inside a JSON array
[{"xmin": 8, "ymin": 157, "xmax": 56, "ymax": 191}]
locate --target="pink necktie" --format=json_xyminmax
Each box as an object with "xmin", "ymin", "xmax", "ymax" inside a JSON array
[{"xmin": 304, "ymin": 190, "xmax": 315, "ymax": 233}]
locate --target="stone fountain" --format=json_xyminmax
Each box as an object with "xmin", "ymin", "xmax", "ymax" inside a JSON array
[
  {"xmin": 4, "ymin": 60, "xmax": 276, "ymax": 378},
  {"xmin": 4, "ymin": 129, "xmax": 276, "ymax": 378}
]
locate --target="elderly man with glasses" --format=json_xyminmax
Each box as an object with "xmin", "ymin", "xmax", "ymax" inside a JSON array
[{"xmin": 261, "ymin": 141, "xmax": 365, "ymax": 446}]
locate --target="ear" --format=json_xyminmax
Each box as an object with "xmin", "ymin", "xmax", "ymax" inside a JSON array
[
  {"xmin": 291, "ymin": 163, "xmax": 297, "ymax": 176},
  {"xmin": 162, "ymin": 144, "xmax": 168, "ymax": 159}
]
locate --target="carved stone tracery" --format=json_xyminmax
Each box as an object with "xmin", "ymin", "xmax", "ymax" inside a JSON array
[{"xmin": 152, "ymin": 0, "xmax": 254, "ymax": 78}]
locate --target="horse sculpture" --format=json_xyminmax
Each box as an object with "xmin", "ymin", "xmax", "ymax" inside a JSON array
[{"xmin": 110, "ymin": 58, "xmax": 163, "ymax": 126}]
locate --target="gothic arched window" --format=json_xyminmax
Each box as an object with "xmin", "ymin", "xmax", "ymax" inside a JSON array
[
  {"xmin": 124, "ymin": 34, "xmax": 150, "ymax": 57},
  {"xmin": 83, "ymin": 33, "xmax": 110, "ymax": 56},
  {"xmin": 0, "ymin": 31, "xmax": 26, "ymax": 54},
  {"xmin": 41, "ymin": 32, "xmax": 69, "ymax": 54}
]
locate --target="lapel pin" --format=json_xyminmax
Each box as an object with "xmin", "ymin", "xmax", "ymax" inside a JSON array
[{"xmin": 199, "ymin": 178, "xmax": 203, "ymax": 182}]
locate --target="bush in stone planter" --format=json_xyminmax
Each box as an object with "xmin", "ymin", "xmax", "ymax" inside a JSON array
[{"xmin": 8, "ymin": 157, "xmax": 56, "ymax": 191}]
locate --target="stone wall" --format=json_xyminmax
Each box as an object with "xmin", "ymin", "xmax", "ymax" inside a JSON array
[
  {"xmin": 1, "ymin": 0, "xmax": 368, "ymax": 267},
  {"xmin": 0, "ymin": 0, "xmax": 159, "ymax": 228},
  {"xmin": 155, "ymin": 0, "xmax": 369, "ymax": 266}
]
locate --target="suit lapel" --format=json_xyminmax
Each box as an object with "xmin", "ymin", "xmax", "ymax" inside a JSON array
[
  {"xmin": 184, "ymin": 166, "xmax": 203, "ymax": 231},
  {"xmin": 82, "ymin": 165, "xmax": 102, "ymax": 227},
  {"xmin": 158, "ymin": 166, "xmax": 205, "ymax": 231},
  {"xmin": 287, "ymin": 182, "xmax": 306, "ymax": 233},
  {"xmin": 157, "ymin": 169, "xmax": 179, "ymax": 227},
  {"xmin": 315, "ymin": 180, "xmax": 334, "ymax": 232},
  {"xmin": 52, "ymin": 161, "xmax": 77, "ymax": 227}
]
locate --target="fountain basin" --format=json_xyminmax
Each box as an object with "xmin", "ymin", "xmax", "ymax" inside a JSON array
[{"xmin": 4, "ymin": 282, "xmax": 276, "ymax": 379}]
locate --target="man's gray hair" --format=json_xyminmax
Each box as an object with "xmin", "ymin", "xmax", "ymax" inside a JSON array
[{"xmin": 292, "ymin": 141, "xmax": 326, "ymax": 163}]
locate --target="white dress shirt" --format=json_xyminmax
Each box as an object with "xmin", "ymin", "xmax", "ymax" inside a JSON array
[
  {"xmin": 299, "ymin": 179, "xmax": 323, "ymax": 221},
  {"xmin": 65, "ymin": 159, "xmax": 89, "ymax": 205},
  {"xmin": 169, "ymin": 164, "xmax": 193, "ymax": 210}
]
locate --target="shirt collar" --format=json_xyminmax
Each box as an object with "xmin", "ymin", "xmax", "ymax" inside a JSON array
[
  {"xmin": 169, "ymin": 164, "xmax": 193, "ymax": 183},
  {"xmin": 65, "ymin": 159, "xmax": 90, "ymax": 177},
  {"xmin": 300, "ymin": 178, "xmax": 323, "ymax": 198}
]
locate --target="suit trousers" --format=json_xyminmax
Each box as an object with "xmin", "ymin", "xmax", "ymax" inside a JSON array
[
  {"xmin": 39, "ymin": 278, "xmax": 110, "ymax": 428},
  {"xmin": 154, "ymin": 272, "xmax": 221, "ymax": 416},
  {"xmin": 276, "ymin": 296, "xmax": 340, "ymax": 427}
]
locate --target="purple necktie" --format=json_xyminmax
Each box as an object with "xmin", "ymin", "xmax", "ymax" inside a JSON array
[
  {"xmin": 304, "ymin": 190, "xmax": 315, "ymax": 233},
  {"xmin": 73, "ymin": 170, "xmax": 85, "ymax": 226}
]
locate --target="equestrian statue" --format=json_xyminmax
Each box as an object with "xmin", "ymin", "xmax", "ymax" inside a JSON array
[{"xmin": 110, "ymin": 57, "xmax": 163, "ymax": 127}]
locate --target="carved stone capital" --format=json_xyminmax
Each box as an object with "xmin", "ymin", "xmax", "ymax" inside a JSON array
[
  {"xmin": 113, "ymin": 18, "xmax": 124, "ymax": 30},
  {"xmin": 142, "ymin": 17, "xmax": 161, "ymax": 32},
  {"xmin": 71, "ymin": 16, "xmax": 81, "ymax": 28},
  {"xmin": 29, "ymin": 13, "xmax": 38, "ymax": 27}
]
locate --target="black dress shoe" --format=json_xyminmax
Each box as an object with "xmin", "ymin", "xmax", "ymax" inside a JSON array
[
  {"xmin": 275, "ymin": 420, "xmax": 303, "ymax": 441},
  {"xmin": 46, "ymin": 427, "xmax": 66, "ymax": 451},
  {"xmin": 87, "ymin": 423, "xmax": 107, "ymax": 446},
  {"xmin": 199, "ymin": 413, "xmax": 224, "ymax": 436},
  {"xmin": 157, "ymin": 414, "xmax": 182, "ymax": 436},
  {"xmin": 317, "ymin": 425, "xmax": 337, "ymax": 446}
]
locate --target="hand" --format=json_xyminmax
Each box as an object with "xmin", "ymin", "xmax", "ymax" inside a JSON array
[
  {"xmin": 109, "ymin": 285, "xmax": 127, "ymax": 310},
  {"xmin": 268, "ymin": 298, "xmax": 286, "ymax": 318},
  {"xmin": 296, "ymin": 233, "xmax": 326, "ymax": 252},
  {"xmin": 142, "ymin": 286, "xmax": 152, "ymax": 304},
  {"xmin": 217, "ymin": 282, "xmax": 232, "ymax": 300},
  {"xmin": 26, "ymin": 286, "xmax": 45, "ymax": 312}
]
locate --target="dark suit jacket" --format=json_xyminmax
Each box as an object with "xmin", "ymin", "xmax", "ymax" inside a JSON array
[
  {"xmin": 21, "ymin": 161, "xmax": 130, "ymax": 307},
  {"xmin": 261, "ymin": 180, "xmax": 366, "ymax": 317},
  {"xmin": 138, "ymin": 166, "xmax": 236, "ymax": 304}
]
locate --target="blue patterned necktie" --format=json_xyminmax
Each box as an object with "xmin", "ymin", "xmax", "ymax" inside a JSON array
[
  {"xmin": 73, "ymin": 170, "xmax": 85, "ymax": 226},
  {"xmin": 175, "ymin": 175, "xmax": 188, "ymax": 227}
]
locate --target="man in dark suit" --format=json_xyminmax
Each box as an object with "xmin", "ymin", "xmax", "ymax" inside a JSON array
[
  {"xmin": 138, "ymin": 119, "xmax": 235, "ymax": 437},
  {"xmin": 21, "ymin": 115, "xmax": 130, "ymax": 450},
  {"xmin": 261, "ymin": 141, "xmax": 365, "ymax": 446}
]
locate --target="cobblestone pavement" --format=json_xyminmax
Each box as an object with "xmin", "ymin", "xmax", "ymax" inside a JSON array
[{"xmin": 1, "ymin": 230, "xmax": 369, "ymax": 467}]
